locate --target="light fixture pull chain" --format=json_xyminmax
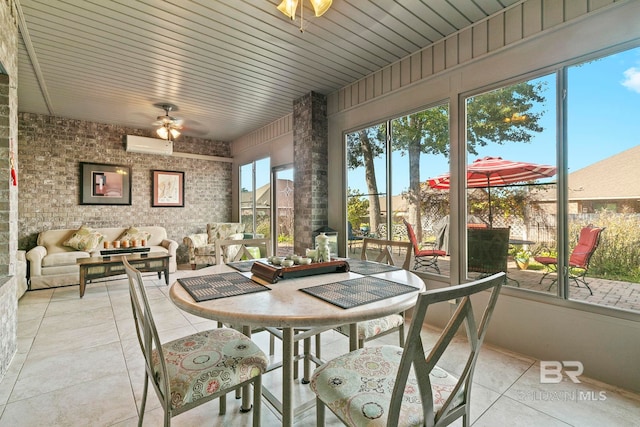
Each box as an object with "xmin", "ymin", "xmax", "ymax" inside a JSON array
[{"xmin": 299, "ymin": 1, "xmax": 304, "ymax": 32}]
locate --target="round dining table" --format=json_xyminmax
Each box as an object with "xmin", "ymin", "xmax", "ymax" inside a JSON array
[{"xmin": 169, "ymin": 260, "xmax": 425, "ymax": 427}]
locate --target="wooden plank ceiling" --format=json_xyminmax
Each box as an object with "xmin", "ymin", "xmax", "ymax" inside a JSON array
[{"xmin": 16, "ymin": 0, "xmax": 520, "ymax": 141}]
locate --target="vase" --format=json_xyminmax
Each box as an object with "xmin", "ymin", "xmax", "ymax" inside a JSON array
[{"xmin": 515, "ymin": 258, "xmax": 529, "ymax": 270}]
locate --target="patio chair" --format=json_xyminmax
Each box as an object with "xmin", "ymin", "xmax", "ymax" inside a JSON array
[
  {"xmin": 534, "ymin": 225, "xmax": 604, "ymax": 295},
  {"xmin": 347, "ymin": 221, "xmax": 364, "ymax": 253},
  {"xmin": 122, "ymin": 257, "xmax": 268, "ymax": 427},
  {"xmin": 335, "ymin": 238, "xmax": 413, "ymax": 350},
  {"xmin": 311, "ymin": 272, "xmax": 505, "ymax": 427},
  {"xmin": 403, "ymin": 218, "xmax": 446, "ymax": 274},
  {"xmin": 467, "ymin": 227, "xmax": 510, "ymax": 278}
]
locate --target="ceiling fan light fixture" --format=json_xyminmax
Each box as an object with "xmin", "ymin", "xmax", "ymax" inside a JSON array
[
  {"xmin": 310, "ymin": 0, "xmax": 332, "ymax": 17},
  {"xmin": 277, "ymin": 0, "xmax": 331, "ymax": 31},
  {"xmin": 156, "ymin": 127, "xmax": 169, "ymax": 140},
  {"xmin": 277, "ymin": 0, "xmax": 298, "ymax": 19},
  {"xmin": 155, "ymin": 103, "xmax": 182, "ymax": 141}
]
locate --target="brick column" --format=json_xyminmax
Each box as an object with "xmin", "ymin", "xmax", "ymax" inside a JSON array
[{"xmin": 293, "ymin": 92, "xmax": 328, "ymax": 254}]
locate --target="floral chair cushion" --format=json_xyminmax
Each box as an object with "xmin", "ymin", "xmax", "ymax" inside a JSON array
[
  {"xmin": 152, "ymin": 328, "xmax": 268, "ymax": 410},
  {"xmin": 310, "ymin": 345, "xmax": 463, "ymax": 426},
  {"xmin": 334, "ymin": 314, "xmax": 404, "ymax": 340}
]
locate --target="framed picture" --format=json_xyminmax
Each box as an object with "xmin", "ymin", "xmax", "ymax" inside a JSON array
[
  {"xmin": 80, "ymin": 162, "xmax": 132, "ymax": 205},
  {"xmin": 152, "ymin": 170, "xmax": 185, "ymax": 207}
]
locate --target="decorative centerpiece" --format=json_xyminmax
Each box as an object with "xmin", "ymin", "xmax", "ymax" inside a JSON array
[
  {"xmin": 251, "ymin": 259, "xmax": 350, "ymax": 284},
  {"xmin": 316, "ymin": 232, "xmax": 331, "ymax": 263}
]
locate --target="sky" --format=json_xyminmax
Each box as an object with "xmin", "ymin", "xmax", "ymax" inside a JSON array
[{"xmin": 242, "ymin": 46, "xmax": 640, "ymax": 197}]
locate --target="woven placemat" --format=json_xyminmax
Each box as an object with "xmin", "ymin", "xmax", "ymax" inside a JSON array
[
  {"xmin": 227, "ymin": 260, "xmax": 257, "ymax": 272},
  {"xmin": 178, "ymin": 272, "xmax": 270, "ymax": 302},
  {"xmin": 300, "ymin": 276, "xmax": 416, "ymax": 309},
  {"xmin": 345, "ymin": 259, "xmax": 401, "ymax": 275}
]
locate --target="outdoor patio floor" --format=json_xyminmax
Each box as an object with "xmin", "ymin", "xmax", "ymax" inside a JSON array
[{"xmin": 349, "ymin": 246, "xmax": 640, "ymax": 313}]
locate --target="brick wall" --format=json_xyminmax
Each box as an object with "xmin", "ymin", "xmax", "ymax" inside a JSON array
[
  {"xmin": 0, "ymin": 0, "xmax": 19, "ymax": 382},
  {"xmin": 18, "ymin": 113, "xmax": 233, "ymax": 264},
  {"xmin": 293, "ymin": 92, "xmax": 328, "ymax": 254}
]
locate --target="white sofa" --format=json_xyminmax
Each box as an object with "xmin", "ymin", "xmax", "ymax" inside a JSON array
[{"xmin": 26, "ymin": 226, "xmax": 178, "ymax": 290}]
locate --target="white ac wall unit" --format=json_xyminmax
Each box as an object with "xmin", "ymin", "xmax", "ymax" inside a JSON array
[{"xmin": 125, "ymin": 135, "xmax": 173, "ymax": 155}]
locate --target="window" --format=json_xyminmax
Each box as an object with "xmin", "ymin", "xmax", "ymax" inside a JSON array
[
  {"xmin": 565, "ymin": 47, "xmax": 640, "ymax": 310},
  {"xmin": 460, "ymin": 45, "xmax": 640, "ymax": 314},
  {"xmin": 464, "ymin": 74, "xmax": 557, "ymax": 290},
  {"xmin": 346, "ymin": 104, "xmax": 451, "ymax": 276}
]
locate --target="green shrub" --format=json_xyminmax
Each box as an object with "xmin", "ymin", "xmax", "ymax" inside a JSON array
[{"xmin": 255, "ymin": 221, "xmax": 271, "ymax": 238}]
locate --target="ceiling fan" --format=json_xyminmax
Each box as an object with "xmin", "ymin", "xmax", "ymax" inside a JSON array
[{"xmin": 154, "ymin": 103, "xmax": 183, "ymax": 140}]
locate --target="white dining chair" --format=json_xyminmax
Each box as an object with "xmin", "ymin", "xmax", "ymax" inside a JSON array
[
  {"xmin": 311, "ymin": 272, "xmax": 505, "ymax": 426},
  {"xmin": 123, "ymin": 257, "xmax": 268, "ymax": 427}
]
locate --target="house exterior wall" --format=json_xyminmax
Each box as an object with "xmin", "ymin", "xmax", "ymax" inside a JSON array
[{"xmin": 17, "ymin": 113, "xmax": 233, "ymax": 265}]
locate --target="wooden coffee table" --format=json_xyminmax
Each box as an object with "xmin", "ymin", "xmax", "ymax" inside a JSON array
[{"xmin": 76, "ymin": 252, "xmax": 171, "ymax": 297}]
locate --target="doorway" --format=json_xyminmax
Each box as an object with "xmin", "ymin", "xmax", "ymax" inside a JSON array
[{"xmin": 273, "ymin": 165, "xmax": 294, "ymax": 256}]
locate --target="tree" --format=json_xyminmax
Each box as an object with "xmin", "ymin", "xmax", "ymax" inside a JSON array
[
  {"xmin": 346, "ymin": 188, "xmax": 370, "ymax": 229},
  {"xmin": 346, "ymin": 125, "xmax": 386, "ymax": 232},
  {"xmin": 392, "ymin": 105, "xmax": 449, "ymax": 239},
  {"xmin": 347, "ymin": 80, "xmax": 547, "ymax": 241}
]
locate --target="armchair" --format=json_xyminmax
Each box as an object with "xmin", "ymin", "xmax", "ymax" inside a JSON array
[{"xmin": 183, "ymin": 222, "xmax": 246, "ymax": 269}]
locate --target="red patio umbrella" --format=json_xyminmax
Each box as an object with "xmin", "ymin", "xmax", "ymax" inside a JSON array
[{"xmin": 427, "ymin": 156, "xmax": 556, "ymax": 226}]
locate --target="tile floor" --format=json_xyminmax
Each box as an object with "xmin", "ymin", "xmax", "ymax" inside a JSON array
[{"xmin": 1, "ymin": 267, "xmax": 639, "ymax": 426}]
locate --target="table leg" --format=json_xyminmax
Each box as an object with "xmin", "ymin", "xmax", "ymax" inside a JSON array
[
  {"xmin": 163, "ymin": 262, "xmax": 170, "ymax": 286},
  {"xmin": 79, "ymin": 267, "xmax": 87, "ymax": 298},
  {"xmin": 349, "ymin": 323, "xmax": 358, "ymax": 352},
  {"xmin": 282, "ymin": 327, "xmax": 294, "ymax": 427}
]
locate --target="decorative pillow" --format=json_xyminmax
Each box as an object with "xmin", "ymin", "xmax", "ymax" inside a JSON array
[
  {"xmin": 117, "ymin": 226, "xmax": 151, "ymax": 243},
  {"xmin": 63, "ymin": 225, "xmax": 104, "ymax": 251}
]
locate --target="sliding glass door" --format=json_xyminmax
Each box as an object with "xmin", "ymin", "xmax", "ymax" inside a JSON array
[
  {"xmin": 273, "ymin": 165, "xmax": 294, "ymax": 256},
  {"xmin": 240, "ymin": 157, "xmax": 271, "ymax": 238}
]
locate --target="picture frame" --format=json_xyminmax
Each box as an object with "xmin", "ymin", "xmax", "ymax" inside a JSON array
[
  {"xmin": 152, "ymin": 170, "xmax": 185, "ymax": 207},
  {"xmin": 80, "ymin": 162, "xmax": 132, "ymax": 205}
]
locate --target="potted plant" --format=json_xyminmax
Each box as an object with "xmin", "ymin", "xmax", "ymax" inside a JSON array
[{"xmin": 514, "ymin": 248, "xmax": 531, "ymax": 270}]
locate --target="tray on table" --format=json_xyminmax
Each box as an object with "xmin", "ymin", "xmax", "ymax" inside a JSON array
[{"xmin": 251, "ymin": 259, "xmax": 350, "ymax": 284}]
